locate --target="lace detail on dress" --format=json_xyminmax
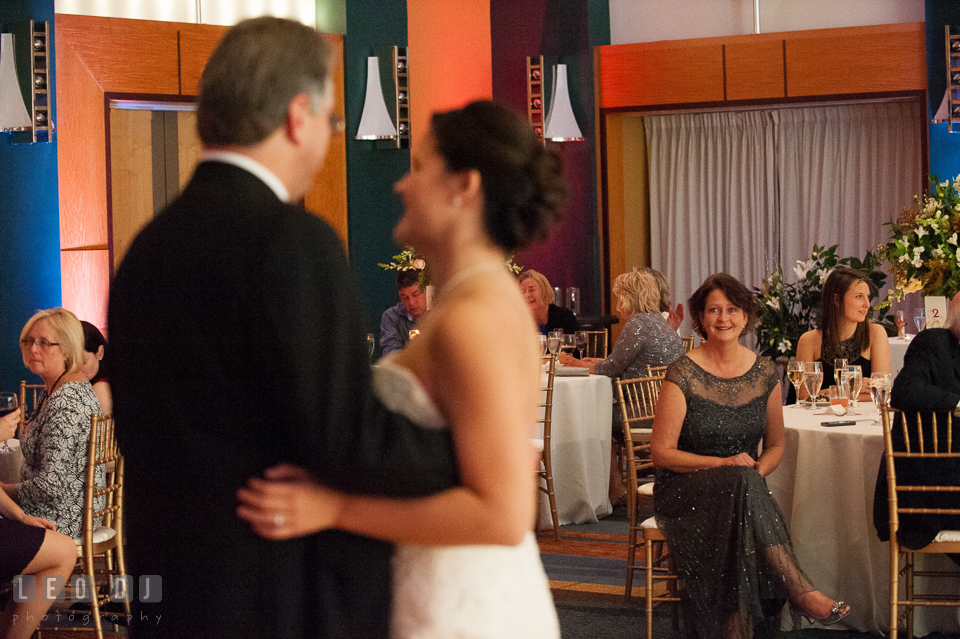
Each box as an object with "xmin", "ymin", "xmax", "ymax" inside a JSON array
[{"xmin": 370, "ymin": 359, "xmax": 559, "ymax": 639}]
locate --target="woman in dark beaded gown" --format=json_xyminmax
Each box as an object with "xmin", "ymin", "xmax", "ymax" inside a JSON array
[
  {"xmin": 651, "ymin": 273, "xmax": 849, "ymax": 638},
  {"xmin": 795, "ymin": 267, "xmax": 890, "ymax": 403},
  {"xmin": 559, "ymin": 268, "xmax": 684, "ymax": 504}
]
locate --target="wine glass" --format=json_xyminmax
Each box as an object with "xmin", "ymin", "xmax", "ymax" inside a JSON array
[
  {"xmin": 0, "ymin": 392, "xmax": 18, "ymax": 454},
  {"xmin": 546, "ymin": 331, "xmax": 561, "ymax": 357},
  {"xmin": 538, "ymin": 334, "xmax": 547, "ymax": 358},
  {"xmin": 915, "ymin": 309, "xmax": 926, "ymax": 334},
  {"xmin": 870, "ymin": 372, "xmax": 893, "ymax": 409},
  {"xmin": 841, "ymin": 365, "xmax": 863, "ymax": 414},
  {"xmin": 833, "ymin": 358, "xmax": 847, "ymax": 388},
  {"xmin": 894, "ymin": 310, "xmax": 907, "ymax": 340},
  {"xmin": 560, "ymin": 334, "xmax": 576, "ymax": 355},
  {"xmin": 366, "ymin": 334, "xmax": 375, "ymax": 361},
  {"xmin": 575, "ymin": 330, "xmax": 588, "ymax": 360},
  {"xmin": 786, "ymin": 360, "xmax": 804, "ymax": 406},
  {"xmin": 802, "ymin": 361, "xmax": 823, "ymax": 409}
]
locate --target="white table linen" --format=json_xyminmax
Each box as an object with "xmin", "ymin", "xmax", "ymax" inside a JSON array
[
  {"xmin": 537, "ymin": 375, "xmax": 613, "ymax": 527},
  {"xmin": 768, "ymin": 404, "xmax": 960, "ymax": 634},
  {"xmin": 889, "ymin": 336, "xmax": 909, "ymax": 379}
]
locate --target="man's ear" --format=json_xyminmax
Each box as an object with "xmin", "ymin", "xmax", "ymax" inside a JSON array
[{"xmin": 285, "ymin": 93, "xmax": 313, "ymax": 144}]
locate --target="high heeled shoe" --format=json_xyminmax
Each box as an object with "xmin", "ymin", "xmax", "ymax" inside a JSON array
[{"xmin": 789, "ymin": 599, "xmax": 850, "ymax": 626}]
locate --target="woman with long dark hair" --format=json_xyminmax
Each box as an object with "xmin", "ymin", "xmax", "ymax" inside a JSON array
[{"xmin": 796, "ymin": 267, "xmax": 890, "ymax": 401}]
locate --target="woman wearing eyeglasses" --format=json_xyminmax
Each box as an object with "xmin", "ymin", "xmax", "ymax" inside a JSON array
[{"xmin": 0, "ymin": 308, "xmax": 104, "ymax": 538}]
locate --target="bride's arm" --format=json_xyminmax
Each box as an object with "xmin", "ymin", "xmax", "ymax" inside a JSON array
[{"xmin": 238, "ymin": 297, "xmax": 538, "ymax": 546}]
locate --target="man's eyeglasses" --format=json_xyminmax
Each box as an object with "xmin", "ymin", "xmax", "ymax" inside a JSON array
[
  {"xmin": 20, "ymin": 338, "xmax": 60, "ymax": 350},
  {"xmin": 329, "ymin": 114, "xmax": 345, "ymax": 135}
]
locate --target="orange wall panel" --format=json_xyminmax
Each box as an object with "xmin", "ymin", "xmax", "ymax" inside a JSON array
[
  {"xmin": 57, "ymin": 14, "xmax": 180, "ymax": 95},
  {"xmin": 178, "ymin": 24, "xmax": 229, "ymax": 96},
  {"xmin": 407, "ymin": 0, "xmax": 492, "ymax": 151},
  {"xmin": 56, "ymin": 28, "xmax": 108, "ymax": 250},
  {"xmin": 60, "ymin": 250, "xmax": 110, "ymax": 331},
  {"xmin": 786, "ymin": 23, "xmax": 926, "ymax": 97},
  {"xmin": 600, "ymin": 40, "xmax": 725, "ymax": 109},
  {"xmin": 726, "ymin": 39, "xmax": 785, "ymax": 101}
]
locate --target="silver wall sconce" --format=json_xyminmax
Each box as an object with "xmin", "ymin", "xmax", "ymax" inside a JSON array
[
  {"xmin": 356, "ymin": 47, "xmax": 409, "ymax": 149},
  {"xmin": 0, "ymin": 21, "xmax": 54, "ymax": 142},
  {"xmin": 526, "ymin": 56, "xmax": 583, "ymax": 142},
  {"xmin": 0, "ymin": 33, "xmax": 32, "ymax": 131}
]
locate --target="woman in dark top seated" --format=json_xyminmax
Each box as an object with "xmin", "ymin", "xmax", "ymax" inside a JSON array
[
  {"xmin": 0, "ymin": 407, "xmax": 77, "ymax": 639},
  {"xmin": 518, "ymin": 269, "xmax": 578, "ymax": 335},
  {"xmin": 796, "ymin": 267, "xmax": 890, "ymax": 402}
]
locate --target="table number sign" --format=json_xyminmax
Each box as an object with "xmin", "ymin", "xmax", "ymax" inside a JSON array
[{"xmin": 925, "ymin": 296, "xmax": 947, "ymax": 329}]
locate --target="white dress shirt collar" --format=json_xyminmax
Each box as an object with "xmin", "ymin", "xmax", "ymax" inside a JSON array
[{"xmin": 201, "ymin": 150, "xmax": 290, "ymax": 203}]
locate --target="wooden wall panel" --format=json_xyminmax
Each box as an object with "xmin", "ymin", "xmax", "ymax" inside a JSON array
[
  {"xmin": 109, "ymin": 109, "xmax": 154, "ymax": 270},
  {"xmin": 786, "ymin": 23, "xmax": 926, "ymax": 97},
  {"xmin": 60, "ymin": 250, "xmax": 110, "ymax": 331},
  {"xmin": 177, "ymin": 111, "xmax": 202, "ymax": 190},
  {"xmin": 304, "ymin": 34, "xmax": 348, "ymax": 245},
  {"xmin": 56, "ymin": 30, "xmax": 107, "ymax": 250},
  {"xmin": 178, "ymin": 24, "xmax": 229, "ymax": 96},
  {"xmin": 726, "ymin": 40, "xmax": 785, "ymax": 101},
  {"xmin": 57, "ymin": 15, "xmax": 180, "ymax": 95},
  {"xmin": 599, "ymin": 40, "xmax": 725, "ymax": 109}
]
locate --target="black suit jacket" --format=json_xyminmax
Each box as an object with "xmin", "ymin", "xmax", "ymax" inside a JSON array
[
  {"xmin": 873, "ymin": 328, "xmax": 960, "ymax": 549},
  {"xmin": 108, "ymin": 162, "xmax": 458, "ymax": 638}
]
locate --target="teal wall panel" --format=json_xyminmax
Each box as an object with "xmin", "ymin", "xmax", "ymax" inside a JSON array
[{"xmin": 0, "ymin": 0, "xmax": 60, "ymax": 392}]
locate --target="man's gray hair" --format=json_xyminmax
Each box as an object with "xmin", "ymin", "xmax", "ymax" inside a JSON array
[{"xmin": 197, "ymin": 17, "xmax": 333, "ymax": 146}]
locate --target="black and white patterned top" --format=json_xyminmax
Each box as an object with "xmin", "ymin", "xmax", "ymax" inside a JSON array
[{"xmin": 18, "ymin": 381, "xmax": 103, "ymax": 538}]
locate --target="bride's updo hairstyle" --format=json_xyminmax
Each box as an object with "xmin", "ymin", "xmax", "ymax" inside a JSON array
[{"xmin": 430, "ymin": 100, "xmax": 566, "ymax": 252}]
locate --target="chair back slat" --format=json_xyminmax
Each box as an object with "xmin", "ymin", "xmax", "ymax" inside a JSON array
[
  {"xmin": 585, "ymin": 330, "xmax": 608, "ymax": 359},
  {"xmin": 18, "ymin": 381, "xmax": 44, "ymax": 428},
  {"xmin": 681, "ymin": 336, "xmax": 695, "ymax": 353},
  {"xmin": 645, "ymin": 364, "xmax": 669, "ymax": 379}
]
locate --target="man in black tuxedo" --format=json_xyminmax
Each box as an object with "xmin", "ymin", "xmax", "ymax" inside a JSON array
[
  {"xmin": 873, "ymin": 292, "xmax": 960, "ymax": 557},
  {"xmin": 108, "ymin": 18, "xmax": 456, "ymax": 638}
]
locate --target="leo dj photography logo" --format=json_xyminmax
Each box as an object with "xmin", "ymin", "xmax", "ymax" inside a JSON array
[{"xmin": 11, "ymin": 574, "xmax": 161, "ymax": 604}]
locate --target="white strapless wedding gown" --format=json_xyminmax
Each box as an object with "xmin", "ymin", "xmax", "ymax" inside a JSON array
[{"xmin": 373, "ymin": 360, "xmax": 560, "ymax": 639}]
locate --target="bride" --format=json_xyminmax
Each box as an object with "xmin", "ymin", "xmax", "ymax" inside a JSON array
[{"xmin": 237, "ymin": 100, "xmax": 566, "ymax": 638}]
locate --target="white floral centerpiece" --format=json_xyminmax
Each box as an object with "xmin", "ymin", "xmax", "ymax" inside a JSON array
[
  {"xmin": 379, "ymin": 247, "xmax": 522, "ymax": 290},
  {"xmin": 881, "ymin": 175, "xmax": 960, "ymax": 301}
]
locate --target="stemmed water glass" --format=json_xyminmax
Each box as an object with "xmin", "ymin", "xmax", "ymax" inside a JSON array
[
  {"xmin": 538, "ymin": 334, "xmax": 547, "ymax": 358},
  {"xmin": 841, "ymin": 364, "xmax": 863, "ymax": 414},
  {"xmin": 575, "ymin": 331, "xmax": 588, "ymax": 360},
  {"xmin": 786, "ymin": 360, "xmax": 804, "ymax": 406},
  {"xmin": 546, "ymin": 330, "xmax": 561, "ymax": 358},
  {"xmin": 833, "ymin": 358, "xmax": 847, "ymax": 388},
  {"xmin": 0, "ymin": 392, "xmax": 18, "ymax": 454},
  {"xmin": 870, "ymin": 372, "xmax": 893, "ymax": 409},
  {"xmin": 915, "ymin": 309, "xmax": 927, "ymax": 335},
  {"xmin": 802, "ymin": 361, "xmax": 823, "ymax": 409}
]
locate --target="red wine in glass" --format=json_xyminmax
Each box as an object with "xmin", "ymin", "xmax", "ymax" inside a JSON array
[{"xmin": 0, "ymin": 392, "xmax": 18, "ymax": 453}]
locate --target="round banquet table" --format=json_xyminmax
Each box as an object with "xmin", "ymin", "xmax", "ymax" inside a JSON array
[
  {"xmin": 536, "ymin": 373, "xmax": 613, "ymax": 527},
  {"xmin": 767, "ymin": 403, "xmax": 960, "ymax": 634}
]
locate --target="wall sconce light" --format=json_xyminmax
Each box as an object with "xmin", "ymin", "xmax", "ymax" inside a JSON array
[
  {"xmin": 0, "ymin": 32, "xmax": 32, "ymax": 132},
  {"xmin": 0, "ymin": 21, "xmax": 53, "ymax": 142},
  {"xmin": 356, "ymin": 56, "xmax": 397, "ymax": 141},
  {"xmin": 356, "ymin": 48, "xmax": 409, "ymax": 149},
  {"xmin": 543, "ymin": 64, "xmax": 583, "ymax": 142},
  {"xmin": 526, "ymin": 57, "xmax": 583, "ymax": 142}
]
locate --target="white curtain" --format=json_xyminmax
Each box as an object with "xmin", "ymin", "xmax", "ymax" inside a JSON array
[{"xmin": 645, "ymin": 100, "xmax": 924, "ymax": 317}]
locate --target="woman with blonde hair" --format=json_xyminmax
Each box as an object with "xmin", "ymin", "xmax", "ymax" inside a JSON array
[
  {"xmin": 518, "ymin": 269, "xmax": 579, "ymax": 335},
  {"xmin": 560, "ymin": 268, "xmax": 683, "ymax": 504},
  {"xmin": 0, "ymin": 308, "xmax": 104, "ymax": 538}
]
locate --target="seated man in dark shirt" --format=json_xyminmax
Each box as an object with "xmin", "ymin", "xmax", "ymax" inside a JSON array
[
  {"xmin": 873, "ymin": 292, "xmax": 960, "ymax": 563},
  {"xmin": 380, "ymin": 269, "xmax": 428, "ymax": 355}
]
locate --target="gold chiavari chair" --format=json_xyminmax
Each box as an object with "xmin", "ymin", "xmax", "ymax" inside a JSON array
[
  {"xmin": 533, "ymin": 354, "xmax": 561, "ymax": 540},
  {"xmin": 881, "ymin": 407, "xmax": 960, "ymax": 638},
  {"xmin": 681, "ymin": 336, "xmax": 695, "ymax": 353},
  {"xmin": 584, "ymin": 330, "xmax": 608, "ymax": 359},
  {"xmin": 19, "ymin": 380, "xmax": 44, "ymax": 428},
  {"xmin": 645, "ymin": 364, "xmax": 669, "ymax": 379},
  {"xmin": 42, "ymin": 414, "xmax": 129, "ymax": 638}
]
